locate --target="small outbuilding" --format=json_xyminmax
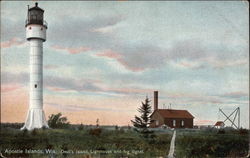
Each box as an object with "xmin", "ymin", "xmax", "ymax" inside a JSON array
[{"xmin": 214, "ymin": 121, "xmax": 225, "ymax": 129}]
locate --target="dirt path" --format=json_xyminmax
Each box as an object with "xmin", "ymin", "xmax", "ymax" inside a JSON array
[{"xmin": 167, "ymin": 130, "xmax": 176, "ymax": 158}]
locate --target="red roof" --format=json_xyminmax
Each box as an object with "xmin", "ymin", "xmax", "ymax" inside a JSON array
[
  {"xmin": 152, "ymin": 109, "xmax": 194, "ymax": 119},
  {"xmin": 214, "ymin": 121, "xmax": 224, "ymax": 126}
]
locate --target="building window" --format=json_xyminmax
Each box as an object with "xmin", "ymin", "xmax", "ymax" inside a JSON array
[
  {"xmin": 156, "ymin": 120, "xmax": 159, "ymax": 126},
  {"xmin": 34, "ymin": 84, "xmax": 37, "ymax": 88},
  {"xmin": 181, "ymin": 120, "xmax": 184, "ymax": 127},
  {"xmin": 173, "ymin": 120, "xmax": 176, "ymax": 127}
]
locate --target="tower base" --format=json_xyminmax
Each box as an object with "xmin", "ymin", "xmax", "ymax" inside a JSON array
[{"xmin": 21, "ymin": 109, "xmax": 49, "ymax": 130}]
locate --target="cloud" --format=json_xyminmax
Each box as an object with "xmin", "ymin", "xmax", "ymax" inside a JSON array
[
  {"xmin": 169, "ymin": 60, "xmax": 205, "ymax": 69},
  {"xmin": 187, "ymin": 96, "xmax": 224, "ymax": 104},
  {"xmin": 1, "ymin": 72, "xmax": 28, "ymax": 84},
  {"xmin": 44, "ymin": 75, "xmax": 102, "ymax": 92},
  {"xmin": 1, "ymin": 7, "xmax": 124, "ymax": 52},
  {"xmin": 1, "ymin": 72, "xmax": 152, "ymax": 96},
  {"xmin": 46, "ymin": 86, "xmax": 71, "ymax": 92},
  {"xmin": 115, "ymin": 40, "xmax": 207, "ymax": 71},
  {"xmin": 45, "ymin": 102, "xmax": 133, "ymax": 112},
  {"xmin": 96, "ymin": 50, "xmax": 144, "ymax": 71},
  {"xmin": 1, "ymin": 18, "xmax": 24, "ymax": 42},
  {"xmin": 168, "ymin": 40, "xmax": 206, "ymax": 60},
  {"xmin": 1, "ymin": 72, "xmax": 100, "ymax": 93},
  {"xmin": 159, "ymin": 91, "xmax": 225, "ymax": 105},
  {"xmin": 44, "ymin": 75, "xmax": 153, "ymax": 96},
  {"xmin": 207, "ymin": 58, "xmax": 248, "ymax": 69},
  {"xmin": 95, "ymin": 45, "xmax": 167, "ymax": 72},
  {"xmin": 51, "ymin": 45, "xmax": 90, "ymax": 54},
  {"xmin": 220, "ymin": 91, "xmax": 249, "ymax": 99},
  {"xmin": 90, "ymin": 15, "xmax": 122, "ymax": 34},
  {"xmin": 95, "ymin": 38, "xmax": 248, "ymax": 72},
  {"xmin": 44, "ymin": 64, "xmax": 59, "ymax": 69},
  {"xmin": 96, "ymin": 50, "xmax": 145, "ymax": 72},
  {"xmin": 96, "ymin": 50, "xmax": 122, "ymax": 59},
  {"xmin": 105, "ymin": 87, "xmax": 153, "ymax": 95},
  {"xmin": 1, "ymin": 72, "xmax": 28, "ymax": 93},
  {"xmin": 48, "ymin": 14, "xmax": 124, "ymax": 50},
  {"xmin": 1, "ymin": 84, "xmax": 22, "ymax": 93},
  {"xmin": 2, "ymin": 2, "xmax": 247, "ymax": 73},
  {"xmin": 1, "ymin": 37, "xmax": 25, "ymax": 48},
  {"xmin": 91, "ymin": 26, "xmax": 114, "ymax": 34}
]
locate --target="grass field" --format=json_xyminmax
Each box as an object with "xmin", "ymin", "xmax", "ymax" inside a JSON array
[
  {"xmin": 0, "ymin": 124, "xmax": 171, "ymax": 158},
  {"xmin": 0, "ymin": 124, "xmax": 249, "ymax": 158},
  {"xmin": 175, "ymin": 128, "xmax": 249, "ymax": 158}
]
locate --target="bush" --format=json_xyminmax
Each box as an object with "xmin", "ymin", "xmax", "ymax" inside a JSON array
[
  {"xmin": 238, "ymin": 128, "xmax": 248, "ymax": 135},
  {"xmin": 89, "ymin": 128, "xmax": 102, "ymax": 137},
  {"xmin": 31, "ymin": 128, "xmax": 39, "ymax": 136},
  {"xmin": 217, "ymin": 129, "xmax": 225, "ymax": 134},
  {"xmin": 78, "ymin": 123, "xmax": 84, "ymax": 130},
  {"xmin": 48, "ymin": 113, "xmax": 70, "ymax": 129}
]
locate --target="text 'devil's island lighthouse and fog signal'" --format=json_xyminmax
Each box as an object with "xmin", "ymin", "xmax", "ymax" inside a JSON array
[{"xmin": 21, "ymin": 2, "xmax": 49, "ymax": 130}]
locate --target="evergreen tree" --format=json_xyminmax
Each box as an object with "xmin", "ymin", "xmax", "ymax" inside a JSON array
[{"xmin": 131, "ymin": 96, "xmax": 153, "ymax": 138}]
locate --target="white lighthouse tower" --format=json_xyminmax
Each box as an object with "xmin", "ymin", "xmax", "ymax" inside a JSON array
[{"xmin": 21, "ymin": 2, "xmax": 49, "ymax": 130}]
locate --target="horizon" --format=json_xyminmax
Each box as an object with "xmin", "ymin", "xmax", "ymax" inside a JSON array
[
  {"xmin": 0, "ymin": 121, "xmax": 240, "ymax": 128},
  {"xmin": 1, "ymin": 1, "xmax": 249, "ymax": 128}
]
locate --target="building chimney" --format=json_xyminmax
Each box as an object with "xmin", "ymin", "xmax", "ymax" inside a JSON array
[{"xmin": 154, "ymin": 91, "xmax": 158, "ymax": 111}]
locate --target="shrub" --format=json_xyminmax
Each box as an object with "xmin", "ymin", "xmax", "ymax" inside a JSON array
[
  {"xmin": 22, "ymin": 129, "xmax": 28, "ymax": 136},
  {"xmin": 42, "ymin": 126, "xmax": 47, "ymax": 130},
  {"xmin": 238, "ymin": 128, "xmax": 248, "ymax": 135},
  {"xmin": 89, "ymin": 128, "xmax": 102, "ymax": 137},
  {"xmin": 48, "ymin": 113, "xmax": 70, "ymax": 129},
  {"xmin": 217, "ymin": 129, "xmax": 225, "ymax": 134},
  {"xmin": 78, "ymin": 123, "xmax": 84, "ymax": 130},
  {"xmin": 31, "ymin": 128, "xmax": 38, "ymax": 136}
]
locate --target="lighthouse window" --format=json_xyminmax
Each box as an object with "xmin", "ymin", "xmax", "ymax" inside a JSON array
[
  {"xmin": 37, "ymin": 13, "xmax": 43, "ymax": 20},
  {"xmin": 32, "ymin": 15, "xmax": 37, "ymax": 20},
  {"xmin": 34, "ymin": 84, "xmax": 37, "ymax": 88}
]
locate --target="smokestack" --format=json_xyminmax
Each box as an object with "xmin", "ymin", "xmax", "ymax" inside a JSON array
[{"xmin": 154, "ymin": 91, "xmax": 158, "ymax": 111}]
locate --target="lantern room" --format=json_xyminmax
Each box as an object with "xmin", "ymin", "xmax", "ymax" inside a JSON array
[{"xmin": 26, "ymin": 2, "xmax": 47, "ymax": 28}]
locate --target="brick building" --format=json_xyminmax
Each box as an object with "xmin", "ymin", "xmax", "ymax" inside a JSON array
[{"xmin": 150, "ymin": 91, "xmax": 194, "ymax": 128}]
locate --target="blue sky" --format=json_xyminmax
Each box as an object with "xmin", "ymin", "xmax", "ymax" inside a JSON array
[{"xmin": 1, "ymin": 1, "xmax": 249, "ymax": 127}]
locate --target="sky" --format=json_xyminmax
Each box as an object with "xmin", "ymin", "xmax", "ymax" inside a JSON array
[{"xmin": 1, "ymin": 1, "xmax": 249, "ymax": 128}]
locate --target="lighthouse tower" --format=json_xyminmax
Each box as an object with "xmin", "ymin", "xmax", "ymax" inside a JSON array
[{"xmin": 21, "ymin": 2, "xmax": 49, "ymax": 130}]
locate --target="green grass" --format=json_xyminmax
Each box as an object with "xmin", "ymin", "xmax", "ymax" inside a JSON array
[
  {"xmin": 0, "ymin": 126, "xmax": 171, "ymax": 158},
  {"xmin": 1, "ymin": 124, "xmax": 248, "ymax": 158},
  {"xmin": 175, "ymin": 129, "xmax": 249, "ymax": 158}
]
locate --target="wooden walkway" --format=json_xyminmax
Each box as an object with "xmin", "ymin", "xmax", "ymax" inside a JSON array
[{"xmin": 167, "ymin": 130, "xmax": 176, "ymax": 158}]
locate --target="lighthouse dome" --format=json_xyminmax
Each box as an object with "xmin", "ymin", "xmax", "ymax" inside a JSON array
[{"xmin": 26, "ymin": 2, "xmax": 46, "ymax": 28}]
